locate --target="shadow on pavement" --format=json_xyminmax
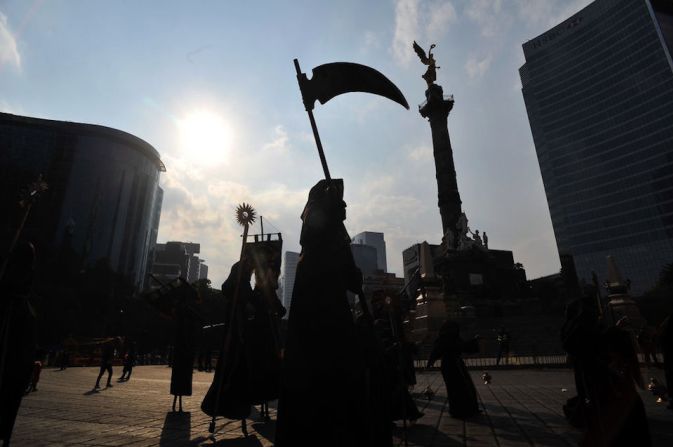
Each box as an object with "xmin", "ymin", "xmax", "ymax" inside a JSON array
[
  {"xmin": 400, "ymin": 423, "xmax": 464, "ymax": 446},
  {"xmin": 251, "ymin": 420, "xmax": 276, "ymax": 443},
  {"xmin": 159, "ymin": 411, "xmax": 191, "ymax": 446},
  {"xmin": 204, "ymin": 434, "xmax": 264, "ymax": 446}
]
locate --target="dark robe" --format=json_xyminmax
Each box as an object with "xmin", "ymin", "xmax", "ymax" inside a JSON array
[
  {"xmin": 0, "ymin": 293, "xmax": 36, "ymax": 442},
  {"xmin": 427, "ymin": 321, "xmax": 479, "ymax": 419},
  {"xmin": 275, "ymin": 179, "xmax": 372, "ymax": 447},
  {"xmin": 245, "ymin": 286, "xmax": 285, "ymax": 405},
  {"xmin": 0, "ymin": 243, "xmax": 37, "ymax": 444},
  {"xmin": 201, "ymin": 263, "xmax": 253, "ymax": 420},
  {"xmin": 170, "ymin": 300, "xmax": 195, "ymax": 397},
  {"xmin": 582, "ymin": 326, "xmax": 651, "ymax": 447}
]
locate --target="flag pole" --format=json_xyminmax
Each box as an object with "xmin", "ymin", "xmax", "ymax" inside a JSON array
[{"xmin": 294, "ymin": 58, "xmax": 331, "ymax": 182}]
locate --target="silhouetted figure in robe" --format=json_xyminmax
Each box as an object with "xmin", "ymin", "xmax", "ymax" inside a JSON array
[
  {"xmin": 561, "ymin": 295, "xmax": 602, "ymax": 428},
  {"xmin": 0, "ymin": 242, "xmax": 37, "ymax": 446},
  {"xmin": 246, "ymin": 256, "xmax": 286, "ymax": 416},
  {"xmin": 201, "ymin": 260, "xmax": 254, "ymax": 422},
  {"xmin": 275, "ymin": 179, "xmax": 372, "ymax": 447},
  {"xmin": 170, "ymin": 294, "xmax": 198, "ymax": 412},
  {"xmin": 582, "ymin": 326, "xmax": 651, "ymax": 446},
  {"xmin": 427, "ymin": 320, "xmax": 480, "ymax": 419}
]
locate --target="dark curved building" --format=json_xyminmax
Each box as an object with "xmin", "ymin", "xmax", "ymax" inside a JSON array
[
  {"xmin": 520, "ymin": 0, "xmax": 673, "ymax": 294},
  {"xmin": 0, "ymin": 112, "xmax": 165, "ymax": 290}
]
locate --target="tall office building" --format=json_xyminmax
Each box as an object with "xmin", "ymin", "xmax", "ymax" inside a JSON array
[
  {"xmin": 281, "ymin": 251, "xmax": 300, "ymax": 316},
  {"xmin": 0, "ymin": 112, "xmax": 165, "ymax": 290},
  {"xmin": 351, "ymin": 231, "xmax": 387, "ymax": 273},
  {"xmin": 520, "ymin": 0, "xmax": 673, "ymax": 294}
]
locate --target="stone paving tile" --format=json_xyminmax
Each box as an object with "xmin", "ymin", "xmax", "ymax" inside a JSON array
[{"xmin": 10, "ymin": 365, "xmax": 673, "ymax": 446}]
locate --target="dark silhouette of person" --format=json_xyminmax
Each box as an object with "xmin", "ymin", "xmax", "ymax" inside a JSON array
[
  {"xmin": 0, "ymin": 241, "xmax": 38, "ymax": 446},
  {"xmin": 582, "ymin": 326, "xmax": 651, "ymax": 446},
  {"xmin": 427, "ymin": 320, "xmax": 480, "ymax": 419},
  {"xmin": 495, "ymin": 326, "xmax": 510, "ymax": 366},
  {"xmin": 201, "ymin": 260, "xmax": 254, "ymax": 425},
  {"xmin": 661, "ymin": 313, "xmax": 673, "ymax": 410},
  {"xmin": 170, "ymin": 290, "xmax": 199, "ymax": 412},
  {"xmin": 95, "ymin": 339, "xmax": 116, "ymax": 389},
  {"xmin": 119, "ymin": 341, "xmax": 136, "ymax": 381},
  {"xmin": 561, "ymin": 295, "xmax": 602, "ymax": 428},
  {"xmin": 245, "ymin": 248, "xmax": 286, "ymax": 419},
  {"xmin": 275, "ymin": 179, "xmax": 371, "ymax": 446}
]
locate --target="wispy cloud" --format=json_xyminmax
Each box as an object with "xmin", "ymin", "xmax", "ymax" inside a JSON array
[
  {"xmin": 426, "ymin": 1, "xmax": 457, "ymax": 42},
  {"xmin": 262, "ymin": 125, "xmax": 289, "ymax": 154},
  {"xmin": 0, "ymin": 12, "xmax": 21, "ymax": 71},
  {"xmin": 515, "ymin": 0, "xmax": 593, "ymax": 29},
  {"xmin": 465, "ymin": 53, "xmax": 493, "ymax": 79},
  {"xmin": 391, "ymin": 0, "xmax": 456, "ymax": 65},
  {"xmin": 464, "ymin": 0, "xmax": 508, "ymax": 38},
  {"xmin": 392, "ymin": 0, "xmax": 421, "ymax": 66},
  {"xmin": 408, "ymin": 145, "xmax": 432, "ymax": 161}
]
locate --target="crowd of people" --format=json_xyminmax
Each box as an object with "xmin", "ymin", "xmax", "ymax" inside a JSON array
[{"xmin": 1, "ymin": 180, "xmax": 673, "ymax": 447}]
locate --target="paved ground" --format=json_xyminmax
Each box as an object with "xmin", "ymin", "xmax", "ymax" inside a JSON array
[{"xmin": 11, "ymin": 366, "xmax": 673, "ymax": 446}]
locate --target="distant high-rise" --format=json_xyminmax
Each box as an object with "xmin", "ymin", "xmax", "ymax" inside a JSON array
[
  {"xmin": 281, "ymin": 251, "xmax": 300, "ymax": 315},
  {"xmin": 351, "ymin": 231, "xmax": 387, "ymax": 273},
  {"xmin": 152, "ymin": 241, "xmax": 208, "ymax": 284},
  {"xmin": 520, "ymin": 0, "xmax": 673, "ymax": 294}
]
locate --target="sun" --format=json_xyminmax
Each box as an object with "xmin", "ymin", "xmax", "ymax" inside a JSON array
[{"xmin": 178, "ymin": 110, "xmax": 233, "ymax": 165}]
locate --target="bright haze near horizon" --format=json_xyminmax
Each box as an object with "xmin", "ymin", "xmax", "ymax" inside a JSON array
[{"xmin": 0, "ymin": 0, "xmax": 593, "ymax": 288}]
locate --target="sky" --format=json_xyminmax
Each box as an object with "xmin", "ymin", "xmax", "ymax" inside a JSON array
[{"xmin": 0, "ymin": 0, "xmax": 594, "ymax": 287}]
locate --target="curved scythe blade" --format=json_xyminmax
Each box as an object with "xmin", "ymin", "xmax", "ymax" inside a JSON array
[{"xmin": 306, "ymin": 62, "xmax": 409, "ymax": 110}]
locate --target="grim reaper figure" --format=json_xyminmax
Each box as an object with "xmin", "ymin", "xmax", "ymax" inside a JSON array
[
  {"xmin": 413, "ymin": 41, "xmax": 439, "ymax": 87},
  {"xmin": 275, "ymin": 179, "xmax": 370, "ymax": 447}
]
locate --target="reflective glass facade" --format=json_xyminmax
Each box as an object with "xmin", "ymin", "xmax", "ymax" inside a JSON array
[
  {"xmin": 520, "ymin": 0, "xmax": 673, "ymax": 294},
  {"xmin": 0, "ymin": 112, "xmax": 164, "ymax": 289}
]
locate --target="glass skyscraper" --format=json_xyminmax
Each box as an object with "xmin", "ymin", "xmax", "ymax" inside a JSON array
[
  {"xmin": 520, "ymin": 0, "xmax": 673, "ymax": 294},
  {"xmin": 0, "ymin": 112, "xmax": 165, "ymax": 290}
]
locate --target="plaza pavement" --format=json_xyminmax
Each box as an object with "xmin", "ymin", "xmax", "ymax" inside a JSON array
[{"xmin": 11, "ymin": 365, "xmax": 673, "ymax": 446}]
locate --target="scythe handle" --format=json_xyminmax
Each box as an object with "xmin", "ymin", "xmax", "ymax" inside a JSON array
[{"xmin": 294, "ymin": 58, "xmax": 332, "ymax": 183}]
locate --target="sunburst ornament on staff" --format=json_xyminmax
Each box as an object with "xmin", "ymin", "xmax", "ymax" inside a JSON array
[{"xmin": 235, "ymin": 203, "xmax": 256, "ymax": 227}]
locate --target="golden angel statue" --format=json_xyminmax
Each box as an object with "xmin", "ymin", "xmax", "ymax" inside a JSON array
[{"xmin": 413, "ymin": 41, "xmax": 439, "ymax": 87}]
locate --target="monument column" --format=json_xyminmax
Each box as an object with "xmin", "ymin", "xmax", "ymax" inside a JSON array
[{"xmin": 419, "ymin": 84, "xmax": 462, "ymax": 240}]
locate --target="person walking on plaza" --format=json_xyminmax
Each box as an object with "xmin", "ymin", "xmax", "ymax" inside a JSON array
[
  {"xmin": 0, "ymin": 242, "xmax": 38, "ymax": 446},
  {"xmin": 119, "ymin": 341, "xmax": 136, "ymax": 381},
  {"xmin": 94, "ymin": 339, "xmax": 115, "ymax": 389},
  {"xmin": 495, "ymin": 326, "xmax": 510, "ymax": 366}
]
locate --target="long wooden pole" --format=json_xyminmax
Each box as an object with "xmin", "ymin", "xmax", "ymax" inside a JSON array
[{"xmin": 208, "ymin": 220, "xmax": 250, "ymax": 434}]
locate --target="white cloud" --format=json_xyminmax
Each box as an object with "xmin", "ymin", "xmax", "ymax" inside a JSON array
[
  {"xmin": 426, "ymin": 1, "xmax": 457, "ymax": 42},
  {"xmin": 408, "ymin": 145, "xmax": 432, "ymax": 161},
  {"xmin": 392, "ymin": 0, "xmax": 420, "ymax": 65},
  {"xmin": 0, "ymin": 12, "xmax": 21, "ymax": 71},
  {"xmin": 262, "ymin": 125, "xmax": 289, "ymax": 154},
  {"xmin": 464, "ymin": 0, "xmax": 507, "ymax": 37},
  {"xmin": 361, "ymin": 30, "xmax": 381, "ymax": 54},
  {"xmin": 465, "ymin": 53, "xmax": 493, "ymax": 79},
  {"xmin": 391, "ymin": 0, "xmax": 457, "ymax": 65},
  {"xmin": 515, "ymin": 0, "xmax": 593, "ymax": 29}
]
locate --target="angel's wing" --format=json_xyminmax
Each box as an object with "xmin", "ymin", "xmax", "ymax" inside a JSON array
[{"xmin": 413, "ymin": 41, "xmax": 429, "ymax": 65}]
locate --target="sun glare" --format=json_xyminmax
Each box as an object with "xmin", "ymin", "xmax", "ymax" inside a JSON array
[{"xmin": 178, "ymin": 110, "xmax": 233, "ymax": 165}]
